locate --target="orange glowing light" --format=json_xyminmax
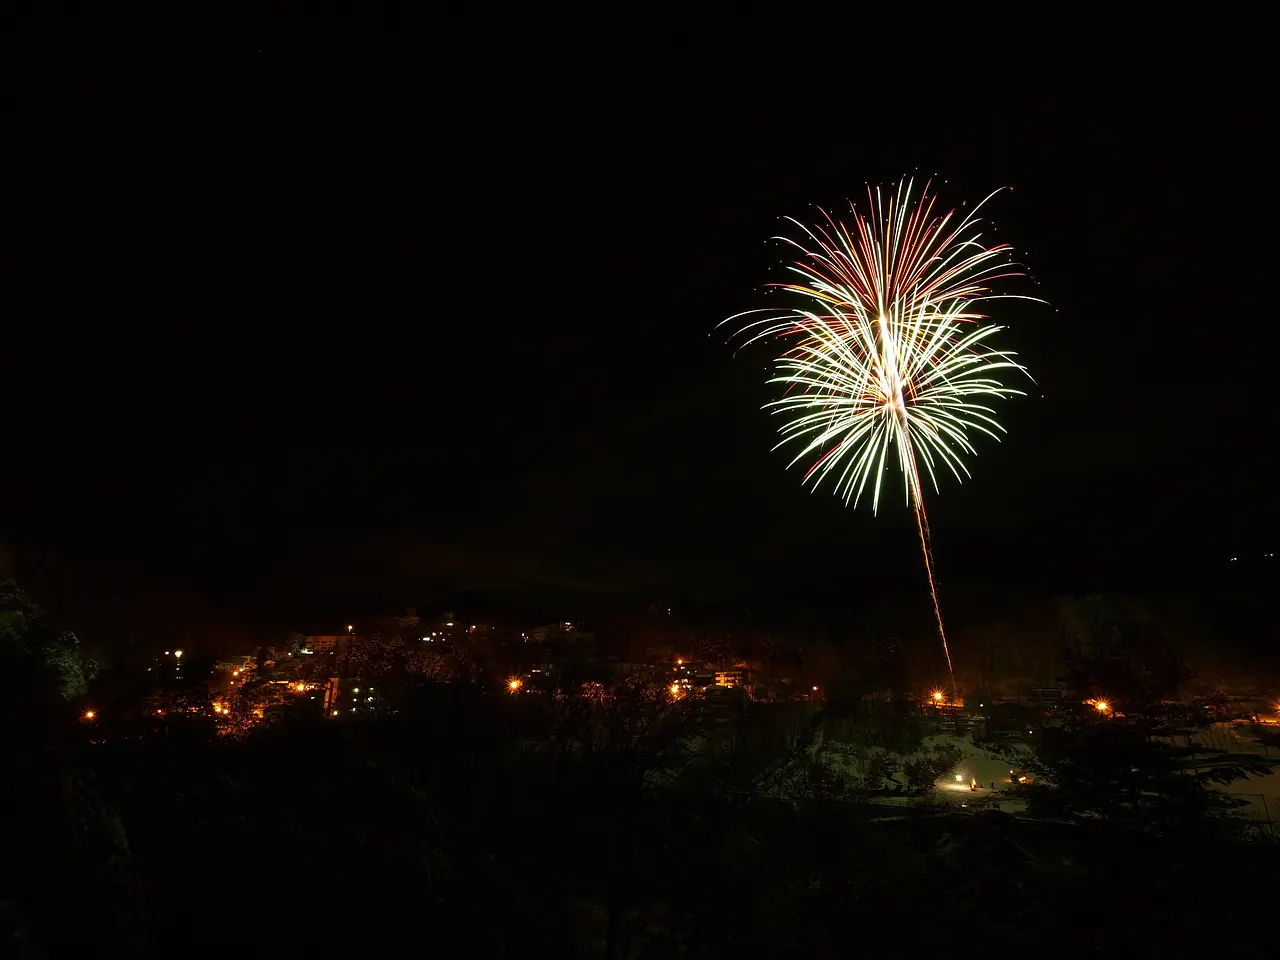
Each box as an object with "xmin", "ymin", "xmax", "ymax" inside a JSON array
[
  {"xmin": 932, "ymin": 690, "xmax": 944, "ymax": 702},
  {"xmin": 83, "ymin": 709, "xmax": 95, "ymax": 720},
  {"xmin": 508, "ymin": 678, "xmax": 522, "ymax": 692},
  {"xmin": 676, "ymin": 659, "xmax": 683, "ymax": 666},
  {"xmin": 670, "ymin": 683, "xmax": 681, "ymax": 696}
]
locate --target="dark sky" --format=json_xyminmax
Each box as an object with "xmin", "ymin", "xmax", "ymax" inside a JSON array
[{"xmin": 8, "ymin": 17, "xmax": 1275, "ymax": 635}]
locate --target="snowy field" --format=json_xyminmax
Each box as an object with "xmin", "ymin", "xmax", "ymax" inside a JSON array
[
  {"xmin": 924, "ymin": 725, "xmax": 1279, "ymax": 821},
  {"xmin": 925, "ymin": 734, "xmax": 1032, "ymax": 813},
  {"xmin": 1192, "ymin": 723, "xmax": 1279, "ymax": 822}
]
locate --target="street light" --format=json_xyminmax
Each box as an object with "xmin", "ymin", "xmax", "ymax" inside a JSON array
[{"xmin": 83, "ymin": 709, "xmax": 95, "ymax": 720}]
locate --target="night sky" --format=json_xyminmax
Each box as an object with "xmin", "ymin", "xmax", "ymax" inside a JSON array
[{"xmin": 9, "ymin": 19, "xmax": 1274, "ymax": 637}]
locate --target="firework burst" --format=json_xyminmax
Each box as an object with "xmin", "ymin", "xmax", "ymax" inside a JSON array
[{"xmin": 722, "ymin": 178, "xmax": 1039, "ymax": 690}]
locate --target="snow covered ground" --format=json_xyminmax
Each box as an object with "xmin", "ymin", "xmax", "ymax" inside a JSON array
[
  {"xmin": 922, "ymin": 725, "xmax": 1279, "ymax": 821},
  {"xmin": 925, "ymin": 733, "xmax": 1031, "ymax": 813},
  {"xmin": 1193, "ymin": 723, "xmax": 1279, "ymax": 822}
]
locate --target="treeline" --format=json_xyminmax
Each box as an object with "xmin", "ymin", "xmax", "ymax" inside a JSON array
[
  {"xmin": 4, "ymin": 556, "xmax": 1278, "ymax": 956},
  {"xmin": 6, "ymin": 651, "xmax": 1277, "ymax": 955}
]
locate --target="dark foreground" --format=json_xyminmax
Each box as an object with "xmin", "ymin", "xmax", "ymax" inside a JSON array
[{"xmin": 7, "ymin": 698, "xmax": 1276, "ymax": 960}]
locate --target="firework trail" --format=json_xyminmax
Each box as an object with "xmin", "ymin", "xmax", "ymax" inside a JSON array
[{"xmin": 721, "ymin": 178, "xmax": 1038, "ymax": 694}]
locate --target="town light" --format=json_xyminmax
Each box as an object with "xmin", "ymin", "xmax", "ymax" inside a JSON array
[
  {"xmin": 932, "ymin": 690, "xmax": 944, "ymax": 702},
  {"xmin": 174, "ymin": 650, "xmax": 183, "ymax": 658},
  {"xmin": 670, "ymin": 683, "xmax": 680, "ymax": 696},
  {"xmin": 955, "ymin": 774, "xmax": 964, "ymax": 782},
  {"xmin": 676, "ymin": 659, "xmax": 683, "ymax": 666},
  {"xmin": 508, "ymin": 678, "xmax": 522, "ymax": 692},
  {"xmin": 83, "ymin": 709, "xmax": 95, "ymax": 720}
]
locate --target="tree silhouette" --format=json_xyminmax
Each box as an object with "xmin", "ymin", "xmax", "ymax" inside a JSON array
[{"xmin": 996, "ymin": 651, "xmax": 1273, "ymax": 834}]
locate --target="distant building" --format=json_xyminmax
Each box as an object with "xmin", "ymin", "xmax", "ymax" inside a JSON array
[
  {"xmin": 419, "ymin": 618, "xmax": 462, "ymax": 643},
  {"xmin": 304, "ymin": 635, "xmax": 361, "ymax": 655},
  {"xmin": 147, "ymin": 649, "xmax": 196, "ymax": 684},
  {"xmin": 715, "ymin": 668, "xmax": 749, "ymax": 688},
  {"xmin": 324, "ymin": 677, "xmax": 388, "ymax": 717}
]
